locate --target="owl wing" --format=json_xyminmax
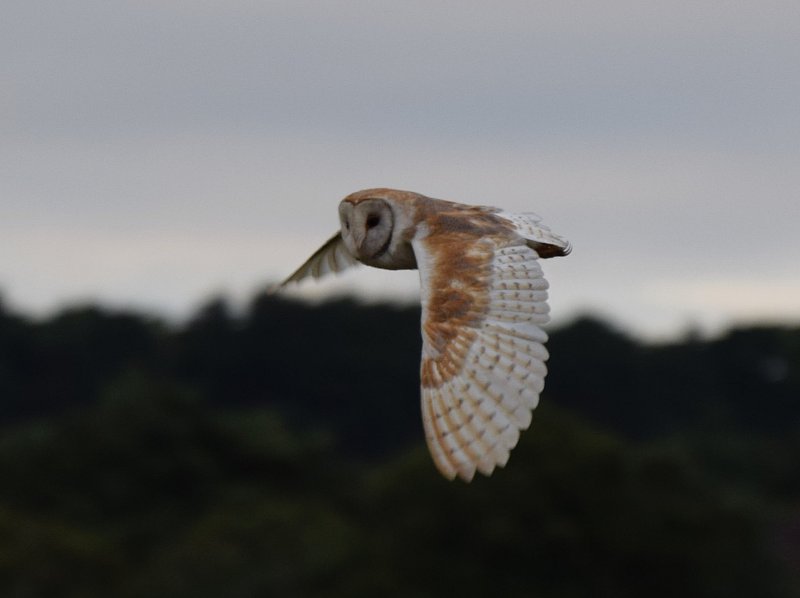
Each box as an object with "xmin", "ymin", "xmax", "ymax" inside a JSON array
[
  {"xmin": 495, "ymin": 211, "xmax": 572, "ymax": 258},
  {"xmin": 280, "ymin": 232, "xmax": 359, "ymax": 287},
  {"xmin": 413, "ymin": 229, "xmax": 551, "ymax": 482}
]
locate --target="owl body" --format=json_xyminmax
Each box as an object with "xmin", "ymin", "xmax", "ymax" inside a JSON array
[{"xmin": 282, "ymin": 188, "xmax": 570, "ymax": 481}]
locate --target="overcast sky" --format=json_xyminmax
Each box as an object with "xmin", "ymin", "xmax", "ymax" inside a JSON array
[{"xmin": 2, "ymin": 1, "xmax": 799, "ymax": 338}]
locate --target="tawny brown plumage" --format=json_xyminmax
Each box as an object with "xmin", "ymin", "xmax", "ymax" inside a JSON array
[{"xmin": 280, "ymin": 188, "xmax": 570, "ymax": 481}]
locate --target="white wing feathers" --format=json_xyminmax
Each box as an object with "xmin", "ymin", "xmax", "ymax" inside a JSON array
[
  {"xmin": 415, "ymin": 237, "xmax": 551, "ymax": 482},
  {"xmin": 496, "ymin": 211, "xmax": 572, "ymax": 257},
  {"xmin": 279, "ymin": 232, "xmax": 359, "ymax": 287}
]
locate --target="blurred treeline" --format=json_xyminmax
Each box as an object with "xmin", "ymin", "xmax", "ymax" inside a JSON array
[{"xmin": 0, "ymin": 292, "xmax": 798, "ymax": 597}]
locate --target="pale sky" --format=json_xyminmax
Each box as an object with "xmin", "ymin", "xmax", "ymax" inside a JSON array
[{"xmin": 2, "ymin": 1, "xmax": 799, "ymax": 338}]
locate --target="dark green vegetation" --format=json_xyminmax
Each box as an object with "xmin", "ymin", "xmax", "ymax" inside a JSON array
[{"xmin": 0, "ymin": 292, "xmax": 798, "ymax": 597}]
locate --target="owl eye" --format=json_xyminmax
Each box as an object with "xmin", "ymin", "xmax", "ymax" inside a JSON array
[{"xmin": 366, "ymin": 214, "xmax": 381, "ymax": 229}]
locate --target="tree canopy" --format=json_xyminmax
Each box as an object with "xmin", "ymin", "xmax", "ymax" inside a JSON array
[{"xmin": 0, "ymin": 293, "xmax": 797, "ymax": 596}]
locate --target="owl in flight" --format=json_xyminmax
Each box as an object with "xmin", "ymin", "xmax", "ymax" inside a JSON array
[{"xmin": 280, "ymin": 188, "xmax": 570, "ymax": 482}]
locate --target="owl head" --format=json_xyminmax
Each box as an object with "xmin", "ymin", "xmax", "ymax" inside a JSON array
[
  {"xmin": 337, "ymin": 190, "xmax": 418, "ymax": 270},
  {"xmin": 338, "ymin": 197, "xmax": 394, "ymax": 263}
]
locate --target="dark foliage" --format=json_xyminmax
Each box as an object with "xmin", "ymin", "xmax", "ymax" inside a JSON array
[{"xmin": 0, "ymin": 293, "xmax": 797, "ymax": 596}]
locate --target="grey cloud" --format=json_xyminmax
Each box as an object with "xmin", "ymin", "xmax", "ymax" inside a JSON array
[
  {"xmin": 3, "ymin": 1, "xmax": 798, "ymax": 146},
  {"xmin": 1, "ymin": 0, "xmax": 799, "ymax": 336}
]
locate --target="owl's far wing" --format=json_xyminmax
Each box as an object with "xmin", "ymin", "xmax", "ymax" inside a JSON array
[
  {"xmin": 280, "ymin": 232, "xmax": 359, "ymax": 287},
  {"xmin": 495, "ymin": 211, "xmax": 571, "ymax": 258},
  {"xmin": 413, "ymin": 232, "xmax": 551, "ymax": 482}
]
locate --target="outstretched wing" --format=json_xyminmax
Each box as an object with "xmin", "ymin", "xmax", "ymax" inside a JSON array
[
  {"xmin": 413, "ymin": 227, "xmax": 551, "ymax": 482},
  {"xmin": 280, "ymin": 232, "xmax": 359, "ymax": 287}
]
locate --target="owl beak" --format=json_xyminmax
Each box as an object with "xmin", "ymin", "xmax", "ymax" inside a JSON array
[{"xmin": 353, "ymin": 230, "xmax": 367, "ymax": 254}]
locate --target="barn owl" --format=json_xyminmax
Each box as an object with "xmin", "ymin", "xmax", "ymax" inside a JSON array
[{"xmin": 280, "ymin": 188, "xmax": 570, "ymax": 482}]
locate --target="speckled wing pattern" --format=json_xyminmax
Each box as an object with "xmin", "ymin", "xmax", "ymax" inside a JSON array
[
  {"xmin": 280, "ymin": 232, "xmax": 359, "ymax": 286},
  {"xmin": 413, "ymin": 212, "xmax": 555, "ymax": 482}
]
